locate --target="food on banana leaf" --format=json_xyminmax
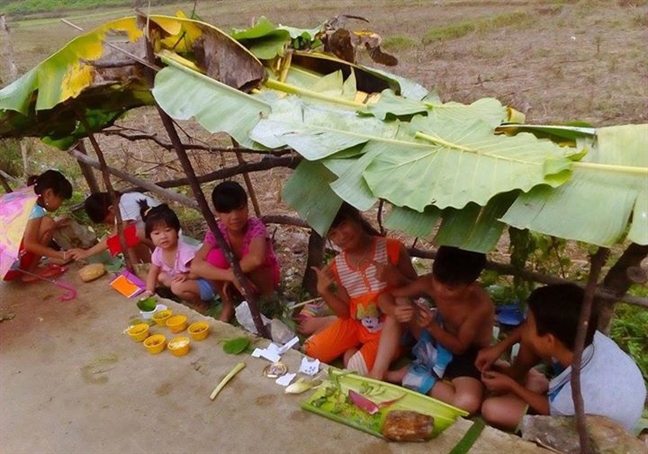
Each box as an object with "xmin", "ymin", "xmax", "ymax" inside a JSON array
[{"xmin": 381, "ymin": 410, "xmax": 435, "ymax": 442}]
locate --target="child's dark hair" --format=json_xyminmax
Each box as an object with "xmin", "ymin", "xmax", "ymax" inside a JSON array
[
  {"xmin": 329, "ymin": 202, "xmax": 381, "ymax": 236},
  {"xmin": 211, "ymin": 181, "xmax": 247, "ymax": 213},
  {"xmin": 432, "ymin": 246, "xmax": 486, "ymax": 286},
  {"xmin": 84, "ymin": 192, "xmax": 123, "ymax": 223},
  {"xmin": 527, "ymin": 284, "xmax": 598, "ymax": 350},
  {"xmin": 27, "ymin": 170, "xmax": 73, "ymax": 199},
  {"xmin": 138, "ymin": 201, "xmax": 180, "ymax": 239}
]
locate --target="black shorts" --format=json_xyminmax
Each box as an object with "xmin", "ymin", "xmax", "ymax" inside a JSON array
[{"xmin": 445, "ymin": 347, "xmax": 481, "ymax": 380}]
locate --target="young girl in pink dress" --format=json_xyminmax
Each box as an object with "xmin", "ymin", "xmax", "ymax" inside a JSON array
[
  {"xmin": 139, "ymin": 202, "xmax": 213, "ymax": 313},
  {"xmin": 191, "ymin": 181, "xmax": 280, "ymax": 322}
]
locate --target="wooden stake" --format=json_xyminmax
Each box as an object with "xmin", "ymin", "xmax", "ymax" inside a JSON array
[
  {"xmin": 571, "ymin": 247, "xmax": 608, "ymax": 454},
  {"xmin": 79, "ymin": 117, "xmax": 134, "ymax": 273}
]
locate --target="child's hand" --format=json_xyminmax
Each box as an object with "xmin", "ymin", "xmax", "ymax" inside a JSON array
[
  {"xmin": 67, "ymin": 248, "xmax": 87, "ymax": 261},
  {"xmin": 415, "ymin": 304, "xmax": 435, "ymax": 328},
  {"xmin": 393, "ymin": 304, "xmax": 414, "ymax": 323},
  {"xmin": 311, "ymin": 266, "xmax": 336, "ymax": 296},
  {"xmin": 475, "ymin": 345, "xmax": 502, "ymax": 372},
  {"xmin": 481, "ymin": 370, "xmax": 515, "ymax": 394}
]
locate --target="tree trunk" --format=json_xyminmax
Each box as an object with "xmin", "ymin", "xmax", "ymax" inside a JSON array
[
  {"xmin": 597, "ymin": 243, "xmax": 648, "ymax": 333},
  {"xmin": 74, "ymin": 140, "xmax": 101, "ymax": 194},
  {"xmin": 302, "ymin": 230, "xmax": 325, "ymax": 296}
]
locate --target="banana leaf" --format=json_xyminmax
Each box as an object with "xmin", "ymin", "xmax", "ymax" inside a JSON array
[
  {"xmin": 152, "ymin": 56, "xmax": 270, "ymax": 148},
  {"xmin": 0, "ymin": 15, "xmax": 264, "ymax": 147},
  {"xmin": 501, "ymin": 124, "xmax": 648, "ymax": 246},
  {"xmin": 301, "ymin": 370, "xmax": 467, "ymax": 439}
]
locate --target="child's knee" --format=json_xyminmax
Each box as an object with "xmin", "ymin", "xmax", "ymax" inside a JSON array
[{"xmin": 453, "ymin": 392, "xmax": 482, "ymax": 415}]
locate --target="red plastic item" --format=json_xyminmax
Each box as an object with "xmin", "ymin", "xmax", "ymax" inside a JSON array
[{"xmin": 106, "ymin": 224, "xmax": 140, "ymax": 256}]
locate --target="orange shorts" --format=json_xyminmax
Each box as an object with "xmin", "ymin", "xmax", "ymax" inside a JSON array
[{"xmin": 304, "ymin": 317, "xmax": 381, "ymax": 370}]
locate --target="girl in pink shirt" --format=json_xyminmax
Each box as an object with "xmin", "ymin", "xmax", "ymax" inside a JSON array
[{"xmin": 191, "ymin": 181, "xmax": 279, "ymax": 322}]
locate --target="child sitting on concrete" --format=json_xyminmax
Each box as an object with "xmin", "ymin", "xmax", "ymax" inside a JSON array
[
  {"xmin": 191, "ymin": 181, "xmax": 280, "ymax": 322},
  {"xmin": 138, "ymin": 202, "xmax": 212, "ymax": 314},
  {"xmin": 479, "ymin": 284, "xmax": 646, "ymax": 432},
  {"xmin": 76, "ymin": 191, "xmax": 160, "ymax": 264},
  {"xmin": 381, "ymin": 246, "xmax": 494, "ymax": 414}
]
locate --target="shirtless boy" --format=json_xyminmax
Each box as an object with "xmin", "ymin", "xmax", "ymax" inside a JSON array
[{"xmin": 382, "ymin": 246, "xmax": 494, "ymax": 414}]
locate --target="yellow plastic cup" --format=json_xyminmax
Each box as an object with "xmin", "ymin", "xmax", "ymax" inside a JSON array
[
  {"xmin": 152, "ymin": 309, "xmax": 173, "ymax": 327},
  {"xmin": 127, "ymin": 323, "xmax": 150, "ymax": 342},
  {"xmin": 143, "ymin": 334, "xmax": 166, "ymax": 355},
  {"xmin": 188, "ymin": 321, "xmax": 210, "ymax": 341},
  {"xmin": 167, "ymin": 336, "xmax": 191, "ymax": 357},
  {"xmin": 166, "ymin": 315, "xmax": 188, "ymax": 333}
]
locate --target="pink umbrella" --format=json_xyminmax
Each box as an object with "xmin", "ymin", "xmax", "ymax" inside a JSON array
[{"xmin": 0, "ymin": 186, "xmax": 38, "ymax": 278}]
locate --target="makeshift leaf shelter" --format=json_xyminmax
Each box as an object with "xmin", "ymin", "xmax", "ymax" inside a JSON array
[{"xmin": 0, "ymin": 12, "xmax": 646, "ymax": 452}]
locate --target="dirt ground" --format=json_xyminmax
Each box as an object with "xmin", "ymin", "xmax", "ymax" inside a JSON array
[{"xmin": 0, "ymin": 265, "xmax": 552, "ymax": 454}]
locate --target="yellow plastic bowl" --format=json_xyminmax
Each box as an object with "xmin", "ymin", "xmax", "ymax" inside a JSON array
[
  {"xmin": 152, "ymin": 309, "xmax": 173, "ymax": 327},
  {"xmin": 127, "ymin": 323, "xmax": 150, "ymax": 342},
  {"xmin": 188, "ymin": 321, "xmax": 210, "ymax": 341},
  {"xmin": 166, "ymin": 315, "xmax": 188, "ymax": 333},
  {"xmin": 143, "ymin": 334, "xmax": 166, "ymax": 355},
  {"xmin": 167, "ymin": 336, "xmax": 191, "ymax": 357}
]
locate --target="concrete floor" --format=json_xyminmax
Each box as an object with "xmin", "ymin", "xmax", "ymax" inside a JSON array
[{"xmin": 0, "ymin": 265, "xmax": 550, "ymax": 454}]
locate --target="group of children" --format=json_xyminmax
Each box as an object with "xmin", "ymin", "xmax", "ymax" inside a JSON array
[
  {"xmin": 301, "ymin": 203, "xmax": 646, "ymax": 433},
  {"xmin": 7, "ymin": 171, "xmax": 646, "ymax": 433},
  {"xmin": 6, "ymin": 171, "xmax": 278, "ymax": 322}
]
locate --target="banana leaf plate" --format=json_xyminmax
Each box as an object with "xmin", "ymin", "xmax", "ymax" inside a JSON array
[{"xmin": 301, "ymin": 370, "xmax": 468, "ymax": 439}]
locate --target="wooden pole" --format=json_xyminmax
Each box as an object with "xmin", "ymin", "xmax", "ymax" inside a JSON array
[
  {"xmin": 597, "ymin": 243, "xmax": 648, "ymax": 333},
  {"xmin": 156, "ymin": 107, "xmax": 269, "ymax": 337},
  {"xmin": 137, "ymin": 20, "xmax": 269, "ymax": 337},
  {"xmin": 73, "ymin": 140, "xmax": 101, "ymax": 194},
  {"xmin": 571, "ymin": 247, "xmax": 608, "ymax": 454},
  {"xmin": 69, "ymin": 148, "xmax": 197, "ymax": 208},
  {"xmin": 231, "ymin": 138, "xmax": 262, "ymax": 218},
  {"xmin": 79, "ymin": 117, "xmax": 134, "ymax": 272}
]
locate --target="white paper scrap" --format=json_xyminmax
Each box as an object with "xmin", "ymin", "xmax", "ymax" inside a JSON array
[
  {"xmin": 251, "ymin": 348, "xmax": 281, "ymax": 363},
  {"xmin": 299, "ymin": 357, "xmax": 320, "ymax": 376},
  {"xmin": 275, "ymin": 373, "xmax": 296, "ymax": 387},
  {"xmin": 278, "ymin": 336, "xmax": 300, "ymax": 355}
]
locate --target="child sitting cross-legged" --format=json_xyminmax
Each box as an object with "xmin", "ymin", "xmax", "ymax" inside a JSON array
[
  {"xmin": 379, "ymin": 246, "xmax": 494, "ymax": 414},
  {"xmin": 139, "ymin": 202, "xmax": 213, "ymax": 313},
  {"xmin": 478, "ymin": 284, "xmax": 646, "ymax": 432}
]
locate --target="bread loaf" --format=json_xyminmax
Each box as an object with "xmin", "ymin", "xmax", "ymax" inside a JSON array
[{"xmin": 78, "ymin": 263, "xmax": 106, "ymax": 282}]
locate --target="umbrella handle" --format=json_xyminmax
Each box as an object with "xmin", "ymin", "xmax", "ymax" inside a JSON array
[
  {"xmin": 18, "ymin": 270, "xmax": 78, "ymax": 301},
  {"xmin": 55, "ymin": 280, "xmax": 77, "ymax": 302}
]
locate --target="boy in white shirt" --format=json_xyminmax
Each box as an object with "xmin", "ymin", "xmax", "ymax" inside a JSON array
[{"xmin": 478, "ymin": 284, "xmax": 645, "ymax": 432}]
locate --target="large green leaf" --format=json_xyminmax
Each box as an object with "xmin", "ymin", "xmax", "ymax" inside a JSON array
[
  {"xmin": 250, "ymin": 96, "xmax": 400, "ymax": 160},
  {"xmin": 283, "ymin": 160, "xmax": 343, "ymax": 235},
  {"xmin": 384, "ymin": 205, "xmax": 441, "ymax": 239},
  {"xmin": 501, "ymin": 124, "xmax": 648, "ymax": 246},
  {"xmin": 152, "ymin": 57, "xmax": 270, "ymax": 148},
  {"xmin": 364, "ymin": 116, "xmax": 574, "ymax": 211},
  {"xmin": 231, "ymin": 17, "xmax": 291, "ymax": 59},
  {"xmin": 433, "ymin": 191, "xmax": 518, "ymax": 252},
  {"xmin": 0, "ymin": 15, "xmax": 265, "ymax": 146}
]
